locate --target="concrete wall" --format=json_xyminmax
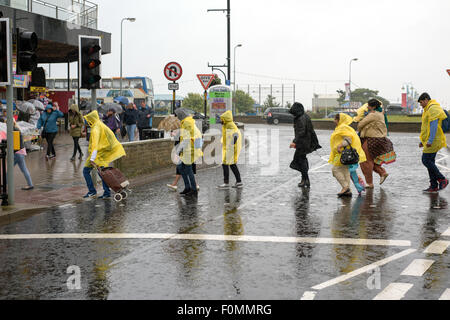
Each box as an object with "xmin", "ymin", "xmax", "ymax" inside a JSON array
[{"xmin": 113, "ymin": 133, "xmax": 222, "ymax": 179}]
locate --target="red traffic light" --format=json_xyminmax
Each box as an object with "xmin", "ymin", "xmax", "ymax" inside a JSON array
[
  {"xmin": 85, "ymin": 44, "xmax": 101, "ymax": 56},
  {"xmin": 88, "ymin": 59, "xmax": 101, "ymax": 70}
]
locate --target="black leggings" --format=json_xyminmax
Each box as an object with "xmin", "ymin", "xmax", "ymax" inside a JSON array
[
  {"xmin": 45, "ymin": 133, "xmax": 57, "ymax": 156},
  {"xmin": 223, "ymin": 164, "xmax": 241, "ymax": 184},
  {"xmin": 72, "ymin": 137, "xmax": 83, "ymax": 157}
]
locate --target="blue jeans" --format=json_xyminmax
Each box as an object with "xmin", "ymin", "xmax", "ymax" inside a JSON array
[
  {"xmin": 14, "ymin": 153, "xmax": 33, "ymax": 187},
  {"xmin": 422, "ymin": 153, "xmax": 446, "ymax": 189},
  {"xmin": 177, "ymin": 163, "xmax": 197, "ymax": 191},
  {"xmin": 126, "ymin": 124, "xmax": 136, "ymax": 142},
  {"xmin": 83, "ymin": 166, "xmax": 110, "ymax": 196}
]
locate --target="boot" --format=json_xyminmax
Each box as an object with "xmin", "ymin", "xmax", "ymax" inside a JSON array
[{"xmin": 298, "ymin": 178, "xmax": 310, "ymax": 188}]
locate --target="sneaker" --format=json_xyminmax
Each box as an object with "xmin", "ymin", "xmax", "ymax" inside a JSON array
[
  {"xmin": 79, "ymin": 153, "xmax": 84, "ymax": 160},
  {"xmin": 197, "ymin": 185, "xmax": 200, "ymax": 191},
  {"xmin": 438, "ymin": 179, "xmax": 449, "ymax": 191},
  {"xmin": 98, "ymin": 194, "xmax": 111, "ymax": 200},
  {"xmin": 49, "ymin": 154, "xmax": 56, "ymax": 159},
  {"xmin": 380, "ymin": 174, "xmax": 389, "ymax": 185},
  {"xmin": 83, "ymin": 192, "xmax": 97, "ymax": 199},
  {"xmin": 70, "ymin": 156, "xmax": 75, "ymax": 162},
  {"xmin": 167, "ymin": 184, "xmax": 178, "ymax": 192},
  {"xmin": 217, "ymin": 183, "xmax": 230, "ymax": 190},
  {"xmin": 21, "ymin": 186, "xmax": 34, "ymax": 191},
  {"xmin": 232, "ymin": 182, "xmax": 244, "ymax": 189},
  {"xmin": 423, "ymin": 187, "xmax": 439, "ymax": 194}
]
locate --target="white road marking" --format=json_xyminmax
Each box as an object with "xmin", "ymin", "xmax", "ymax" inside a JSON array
[
  {"xmin": 400, "ymin": 259, "xmax": 435, "ymax": 277},
  {"xmin": 442, "ymin": 227, "xmax": 450, "ymax": 237},
  {"xmin": 373, "ymin": 283, "xmax": 414, "ymax": 300},
  {"xmin": 311, "ymin": 249, "xmax": 416, "ymax": 291},
  {"xmin": 423, "ymin": 240, "xmax": 450, "ymax": 254},
  {"xmin": 0, "ymin": 233, "xmax": 412, "ymax": 247},
  {"xmin": 300, "ymin": 291, "xmax": 317, "ymax": 300},
  {"xmin": 439, "ymin": 289, "xmax": 450, "ymax": 301}
]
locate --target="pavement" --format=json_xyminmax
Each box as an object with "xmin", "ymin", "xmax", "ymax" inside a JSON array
[{"xmin": 0, "ymin": 124, "xmax": 449, "ymax": 300}]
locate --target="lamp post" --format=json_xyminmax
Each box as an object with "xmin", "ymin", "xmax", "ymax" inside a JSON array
[
  {"xmin": 233, "ymin": 44, "xmax": 242, "ymax": 115},
  {"xmin": 120, "ymin": 17, "xmax": 136, "ymax": 96},
  {"xmin": 349, "ymin": 58, "xmax": 358, "ymax": 108}
]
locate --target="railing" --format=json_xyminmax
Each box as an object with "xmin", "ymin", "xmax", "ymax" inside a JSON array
[{"xmin": 2, "ymin": 0, "xmax": 98, "ymax": 29}]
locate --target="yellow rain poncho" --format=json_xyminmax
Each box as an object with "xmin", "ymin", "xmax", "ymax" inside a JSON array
[
  {"xmin": 179, "ymin": 115, "xmax": 203, "ymax": 165},
  {"xmin": 329, "ymin": 113, "xmax": 366, "ymax": 166},
  {"xmin": 220, "ymin": 110, "xmax": 242, "ymax": 165},
  {"xmin": 353, "ymin": 104, "xmax": 369, "ymax": 123},
  {"xmin": 84, "ymin": 110, "xmax": 126, "ymax": 168},
  {"xmin": 421, "ymin": 100, "xmax": 447, "ymax": 154}
]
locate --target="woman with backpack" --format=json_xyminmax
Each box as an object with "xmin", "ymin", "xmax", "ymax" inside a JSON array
[{"xmin": 329, "ymin": 113, "xmax": 367, "ymax": 197}]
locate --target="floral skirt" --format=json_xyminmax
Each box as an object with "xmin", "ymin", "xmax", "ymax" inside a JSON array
[{"xmin": 361, "ymin": 137, "xmax": 396, "ymax": 166}]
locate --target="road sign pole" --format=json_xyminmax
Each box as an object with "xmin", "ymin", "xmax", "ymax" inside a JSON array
[
  {"xmin": 172, "ymin": 81, "xmax": 176, "ymax": 114},
  {"xmin": 204, "ymin": 90, "xmax": 208, "ymax": 118},
  {"xmin": 6, "ymin": 21, "xmax": 14, "ymax": 205}
]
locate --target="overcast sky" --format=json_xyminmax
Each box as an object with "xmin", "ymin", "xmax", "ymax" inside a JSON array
[{"xmin": 50, "ymin": 0, "xmax": 450, "ymax": 109}]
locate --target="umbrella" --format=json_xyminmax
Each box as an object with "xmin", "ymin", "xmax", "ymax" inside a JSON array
[
  {"xmin": 16, "ymin": 101, "xmax": 36, "ymax": 114},
  {"xmin": 28, "ymin": 99, "xmax": 45, "ymax": 111},
  {"xmin": 158, "ymin": 115, "xmax": 181, "ymax": 132},
  {"xmin": 99, "ymin": 103, "xmax": 124, "ymax": 115},
  {"xmin": 114, "ymin": 96, "xmax": 129, "ymax": 105}
]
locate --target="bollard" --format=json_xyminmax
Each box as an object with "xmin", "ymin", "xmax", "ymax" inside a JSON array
[{"xmin": 0, "ymin": 140, "xmax": 9, "ymax": 206}]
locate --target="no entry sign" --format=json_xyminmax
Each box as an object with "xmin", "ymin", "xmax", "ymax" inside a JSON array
[
  {"xmin": 164, "ymin": 62, "xmax": 183, "ymax": 81},
  {"xmin": 197, "ymin": 74, "xmax": 215, "ymax": 91}
]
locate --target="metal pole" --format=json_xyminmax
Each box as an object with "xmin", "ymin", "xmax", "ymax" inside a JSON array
[
  {"xmin": 349, "ymin": 61, "xmax": 352, "ymax": 108},
  {"xmin": 6, "ymin": 26, "xmax": 14, "ymax": 205},
  {"xmin": 227, "ymin": 0, "xmax": 231, "ymax": 82},
  {"xmin": 120, "ymin": 18, "xmax": 124, "ymax": 96},
  {"xmin": 91, "ymin": 88, "xmax": 97, "ymax": 186},
  {"xmin": 293, "ymin": 84, "xmax": 295, "ymax": 103}
]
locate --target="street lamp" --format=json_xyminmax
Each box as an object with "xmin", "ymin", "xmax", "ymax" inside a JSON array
[
  {"xmin": 120, "ymin": 17, "xmax": 136, "ymax": 96},
  {"xmin": 349, "ymin": 58, "xmax": 358, "ymax": 108},
  {"xmin": 233, "ymin": 44, "xmax": 242, "ymax": 115}
]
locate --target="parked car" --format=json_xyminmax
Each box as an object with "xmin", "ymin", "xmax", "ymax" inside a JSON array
[
  {"xmin": 263, "ymin": 108, "xmax": 294, "ymax": 125},
  {"xmin": 325, "ymin": 111, "xmax": 357, "ymax": 119}
]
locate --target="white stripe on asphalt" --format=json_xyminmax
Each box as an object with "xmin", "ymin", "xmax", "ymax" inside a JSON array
[
  {"xmin": 300, "ymin": 291, "xmax": 317, "ymax": 300},
  {"xmin": 439, "ymin": 289, "xmax": 450, "ymax": 301},
  {"xmin": 373, "ymin": 283, "xmax": 414, "ymax": 300},
  {"xmin": 311, "ymin": 249, "xmax": 417, "ymax": 291},
  {"xmin": 400, "ymin": 259, "xmax": 435, "ymax": 277},
  {"xmin": 442, "ymin": 227, "xmax": 450, "ymax": 237},
  {"xmin": 423, "ymin": 240, "xmax": 450, "ymax": 254},
  {"xmin": 0, "ymin": 233, "xmax": 412, "ymax": 246}
]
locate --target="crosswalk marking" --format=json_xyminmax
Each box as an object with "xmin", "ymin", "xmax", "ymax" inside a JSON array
[
  {"xmin": 400, "ymin": 259, "xmax": 435, "ymax": 277},
  {"xmin": 442, "ymin": 228, "xmax": 450, "ymax": 237},
  {"xmin": 300, "ymin": 291, "xmax": 317, "ymax": 300},
  {"xmin": 423, "ymin": 241, "xmax": 450, "ymax": 254},
  {"xmin": 373, "ymin": 283, "xmax": 414, "ymax": 300},
  {"xmin": 311, "ymin": 249, "xmax": 416, "ymax": 291},
  {"xmin": 0, "ymin": 233, "xmax": 412, "ymax": 247},
  {"xmin": 439, "ymin": 289, "xmax": 450, "ymax": 301}
]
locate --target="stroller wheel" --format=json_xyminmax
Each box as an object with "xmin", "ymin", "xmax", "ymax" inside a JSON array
[
  {"xmin": 121, "ymin": 191, "xmax": 128, "ymax": 200},
  {"xmin": 114, "ymin": 193, "xmax": 123, "ymax": 202}
]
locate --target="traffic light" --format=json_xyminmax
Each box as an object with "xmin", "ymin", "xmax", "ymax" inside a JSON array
[
  {"xmin": 0, "ymin": 18, "xmax": 11, "ymax": 85},
  {"xmin": 16, "ymin": 29, "xmax": 38, "ymax": 74},
  {"xmin": 79, "ymin": 36, "xmax": 102, "ymax": 89}
]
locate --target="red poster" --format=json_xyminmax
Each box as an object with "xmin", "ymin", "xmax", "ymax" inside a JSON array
[{"xmin": 402, "ymin": 93, "xmax": 407, "ymax": 108}]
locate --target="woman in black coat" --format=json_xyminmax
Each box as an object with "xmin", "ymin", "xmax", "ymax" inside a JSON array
[{"xmin": 289, "ymin": 102, "xmax": 321, "ymax": 188}]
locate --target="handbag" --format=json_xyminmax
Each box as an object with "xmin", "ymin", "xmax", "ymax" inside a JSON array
[
  {"xmin": 121, "ymin": 125, "xmax": 127, "ymax": 138},
  {"xmin": 340, "ymin": 138, "xmax": 359, "ymax": 165},
  {"xmin": 41, "ymin": 117, "xmax": 49, "ymax": 139}
]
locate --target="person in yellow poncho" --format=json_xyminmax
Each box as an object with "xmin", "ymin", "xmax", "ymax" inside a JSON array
[
  {"xmin": 174, "ymin": 108, "xmax": 203, "ymax": 196},
  {"xmin": 418, "ymin": 93, "xmax": 448, "ymax": 193},
  {"xmin": 217, "ymin": 110, "xmax": 243, "ymax": 189},
  {"xmin": 329, "ymin": 113, "xmax": 367, "ymax": 197},
  {"xmin": 82, "ymin": 110, "xmax": 126, "ymax": 199},
  {"xmin": 353, "ymin": 104, "xmax": 369, "ymax": 123}
]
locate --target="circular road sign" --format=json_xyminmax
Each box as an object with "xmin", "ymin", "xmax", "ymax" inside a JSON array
[{"xmin": 164, "ymin": 62, "xmax": 183, "ymax": 81}]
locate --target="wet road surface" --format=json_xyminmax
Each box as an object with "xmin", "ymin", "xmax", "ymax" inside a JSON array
[{"xmin": 1, "ymin": 124, "xmax": 449, "ymax": 300}]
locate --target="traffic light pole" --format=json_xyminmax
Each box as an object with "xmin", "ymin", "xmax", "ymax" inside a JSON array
[
  {"xmin": 6, "ymin": 26, "xmax": 14, "ymax": 205},
  {"xmin": 91, "ymin": 88, "xmax": 97, "ymax": 186}
]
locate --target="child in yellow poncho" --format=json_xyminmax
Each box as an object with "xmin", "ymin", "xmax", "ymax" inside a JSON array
[{"xmin": 329, "ymin": 113, "xmax": 367, "ymax": 197}]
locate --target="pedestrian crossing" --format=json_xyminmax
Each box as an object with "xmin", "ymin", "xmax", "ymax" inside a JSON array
[{"xmin": 372, "ymin": 227, "xmax": 449, "ymax": 300}]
